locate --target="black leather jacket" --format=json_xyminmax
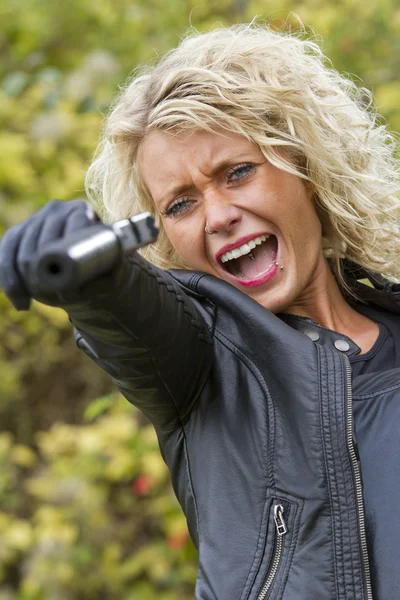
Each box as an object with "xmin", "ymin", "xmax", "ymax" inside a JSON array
[{"xmin": 69, "ymin": 253, "xmax": 400, "ymax": 600}]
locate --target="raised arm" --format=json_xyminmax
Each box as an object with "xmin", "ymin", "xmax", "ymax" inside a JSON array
[{"xmin": 0, "ymin": 200, "xmax": 213, "ymax": 430}]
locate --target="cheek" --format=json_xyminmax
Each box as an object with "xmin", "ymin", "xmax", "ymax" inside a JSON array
[
  {"xmin": 288, "ymin": 186, "xmax": 320, "ymax": 234},
  {"xmin": 163, "ymin": 223, "xmax": 206, "ymax": 267}
]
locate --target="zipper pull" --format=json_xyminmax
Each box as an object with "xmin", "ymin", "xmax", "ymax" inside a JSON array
[{"xmin": 274, "ymin": 504, "xmax": 288, "ymax": 536}]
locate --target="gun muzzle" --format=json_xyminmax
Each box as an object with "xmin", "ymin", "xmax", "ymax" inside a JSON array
[{"xmin": 35, "ymin": 213, "xmax": 158, "ymax": 292}]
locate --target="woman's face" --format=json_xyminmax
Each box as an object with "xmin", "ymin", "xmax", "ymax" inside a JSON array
[{"xmin": 140, "ymin": 129, "xmax": 325, "ymax": 314}]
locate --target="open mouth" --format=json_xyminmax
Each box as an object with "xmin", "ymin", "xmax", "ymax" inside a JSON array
[{"xmin": 219, "ymin": 234, "xmax": 278, "ymax": 282}]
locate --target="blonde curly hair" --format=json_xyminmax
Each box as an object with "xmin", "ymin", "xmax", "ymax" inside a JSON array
[{"xmin": 85, "ymin": 23, "xmax": 400, "ymax": 284}]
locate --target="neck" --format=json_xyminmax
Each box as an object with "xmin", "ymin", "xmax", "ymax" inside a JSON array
[{"xmin": 283, "ymin": 259, "xmax": 379, "ymax": 354}]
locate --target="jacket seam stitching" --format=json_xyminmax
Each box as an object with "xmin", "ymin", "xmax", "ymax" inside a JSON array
[
  {"xmin": 335, "ymin": 352, "xmax": 358, "ymax": 597},
  {"xmin": 318, "ymin": 346, "xmax": 340, "ymax": 599},
  {"xmin": 136, "ymin": 261, "xmax": 212, "ymax": 344},
  {"xmin": 171, "ymin": 279, "xmax": 217, "ymax": 339},
  {"xmin": 333, "ymin": 353, "xmax": 347, "ymax": 594},
  {"xmin": 182, "ymin": 431, "xmax": 200, "ymax": 549},
  {"xmin": 353, "ymin": 381, "xmax": 400, "ymax": 400}
]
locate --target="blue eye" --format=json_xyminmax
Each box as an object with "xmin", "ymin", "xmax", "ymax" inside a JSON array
[
  {"xmin": 227, "ymin": 163, "xmax": 255, "ymax": 183},
  {"xmin": 165, "ymin": 198, "xmax": 193, "ymax": 217}
]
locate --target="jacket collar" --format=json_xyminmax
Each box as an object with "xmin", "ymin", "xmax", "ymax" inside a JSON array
[
  {"xmin": 280, "ymin": 262, "xmax": 400, "ymax": 356},
  {"xmin": 278, "ymin": 312, "xmax": 362, "ymax": 357},
  {"xmin": 170, "ymin": 261, "xmax": 400, "ymax": 357},
  {"xmin": 170, "ymin": 260, "xmax": 400, "ymax": 316}
]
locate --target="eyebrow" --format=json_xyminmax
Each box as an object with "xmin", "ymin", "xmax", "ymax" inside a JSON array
[
  {"xmin": 156, "ymin": 154, "xmax": 255, "ymax": 208},
  {"xmin": 157, "ymin": 182, "xmax": 196, "ymax": 208}
]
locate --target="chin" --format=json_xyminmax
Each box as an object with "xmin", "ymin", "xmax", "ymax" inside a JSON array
[{"xmin": 251, "ymin": 285, "xmax": 294, "ymax": 315}]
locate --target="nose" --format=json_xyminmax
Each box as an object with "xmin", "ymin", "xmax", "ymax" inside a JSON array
[{"xmin": 204, "ymin": 192, "xmax": 242, "ymax": 235}]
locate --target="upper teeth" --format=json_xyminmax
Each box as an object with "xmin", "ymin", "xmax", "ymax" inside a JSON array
[{"xmin": 220, "ymin": 235, "xmax": 269, "ymax": 263}]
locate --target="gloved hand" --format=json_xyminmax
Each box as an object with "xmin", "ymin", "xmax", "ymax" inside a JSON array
[{"xmin": 0, "ymin": 199, "xmax": 100, "ymax": 310}]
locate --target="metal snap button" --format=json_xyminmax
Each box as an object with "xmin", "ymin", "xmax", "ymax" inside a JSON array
[
  {"xmin": 304, "ymin": 330, "xmax": 320, "ymax": 342},
  {"xmin": 334, "ymin": 339, "xmax": 350, "ymax": 352}
]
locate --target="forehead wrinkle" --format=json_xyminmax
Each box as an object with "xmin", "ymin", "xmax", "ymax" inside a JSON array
[{"xmin": 140, "ymin": 129, "xmax": 260, "ymax": 208}]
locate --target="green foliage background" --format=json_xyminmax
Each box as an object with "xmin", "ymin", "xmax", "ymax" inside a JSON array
[{"xmin": 0, "ymin": 0, "xmax": 399, "ymax": 597}]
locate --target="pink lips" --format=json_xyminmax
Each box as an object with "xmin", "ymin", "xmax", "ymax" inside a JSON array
[{"xmin": 216, "ymin": 232, "xmax": 279, "ymax": 288}]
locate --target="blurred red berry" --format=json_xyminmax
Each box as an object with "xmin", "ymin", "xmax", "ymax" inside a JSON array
[
  {"xmin": 132, "ymin": 474, "xmax": 153, "ymax": 496},
  {"xmin": 166, "ymin": 531, "xmax": 189, "ymax": 550}
]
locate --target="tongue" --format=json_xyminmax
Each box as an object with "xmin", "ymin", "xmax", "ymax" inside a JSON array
[{"xmin": 228, "ymin": 236, "xmax": 277, "ymax": 279}]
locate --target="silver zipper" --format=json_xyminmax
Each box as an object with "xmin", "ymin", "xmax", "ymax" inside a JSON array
[
  {"xmin": 345, "ymin": 359, "xmax": 373, "ymax": 600},
  {"xmin": 257, "ymin": 503, "xmax": 288, "ymax": 600}
]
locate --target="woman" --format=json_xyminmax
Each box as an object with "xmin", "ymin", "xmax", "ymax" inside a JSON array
[{"xmin": 1, "ymin": 24, "xmax": 400, "ymax": 600}]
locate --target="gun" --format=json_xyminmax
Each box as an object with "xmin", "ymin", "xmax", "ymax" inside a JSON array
[{"xmin": 34, "ymin": 213, "xmax": 158, "ymax": 292}]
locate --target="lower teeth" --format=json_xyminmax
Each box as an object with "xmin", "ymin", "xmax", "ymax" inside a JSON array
[{"xmin": 248, "ymin": 251, "xmax": 255, "ymax": 260}]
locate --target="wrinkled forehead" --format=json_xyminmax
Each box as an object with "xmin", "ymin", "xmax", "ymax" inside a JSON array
[
  {"xmin": 139, "ymin": 128, "xmax": 259, "ymax": 165},
  {"xmin": 138, "ymin": 129, "xmax": 265, "ymax": 208}
]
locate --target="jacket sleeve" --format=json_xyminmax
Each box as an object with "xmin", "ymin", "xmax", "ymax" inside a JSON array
[{"xmin": 65, "ymin": 252, "xmax": 213, "ymax": 431}]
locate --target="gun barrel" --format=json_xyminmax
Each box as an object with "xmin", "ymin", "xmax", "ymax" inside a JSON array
[{"xmin": 35, "ymin": 213, "xmax": 158, "ymax": 292}]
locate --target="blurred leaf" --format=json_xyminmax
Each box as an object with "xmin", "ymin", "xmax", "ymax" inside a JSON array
[{"xmin": 83, "ymin": 395, "xmax": 114, "ymax": 421}]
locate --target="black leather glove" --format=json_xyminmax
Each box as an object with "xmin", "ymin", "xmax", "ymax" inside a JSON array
[{"xmin": 0, "ymin": 199, "xmax": 100, "ymax": 310}]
